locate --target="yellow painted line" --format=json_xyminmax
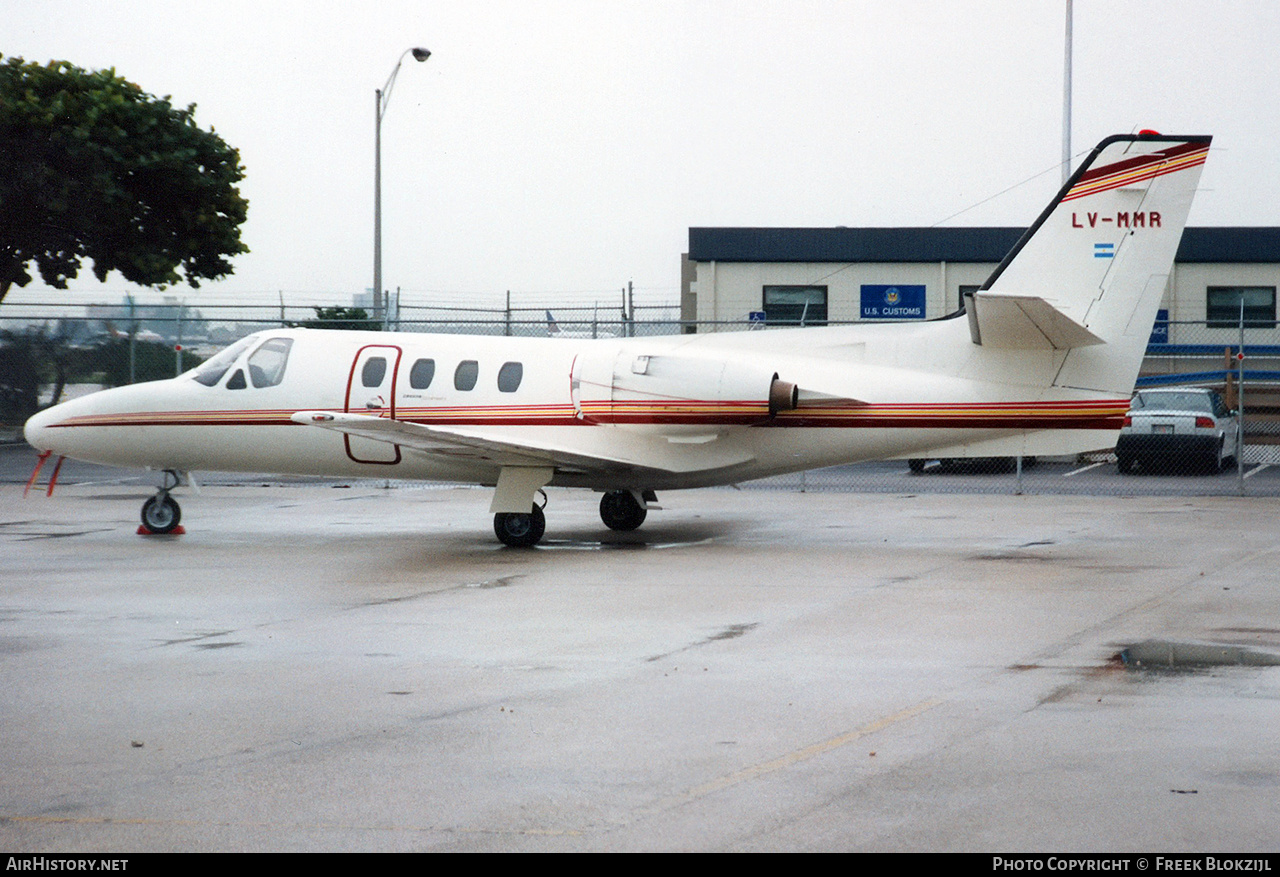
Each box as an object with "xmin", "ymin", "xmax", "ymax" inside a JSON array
[
  {"xmin": 651, "ymin": 698, "xmax": 942, "ymax": 812},
  {"xmin": 7, "ymin": 700, "xmax": 944, "ymax": 838}
]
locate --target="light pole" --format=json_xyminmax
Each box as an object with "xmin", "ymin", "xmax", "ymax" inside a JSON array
[
  {"xmin": 1062, "ymin": 0, "xmax": 1073, "ymax": 184},
  {"xmin": 374, "ymin": 46, "xmax": 430, "ymax": 327}
]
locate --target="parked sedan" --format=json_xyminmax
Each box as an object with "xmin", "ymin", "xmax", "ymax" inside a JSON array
[{"xmin": 1116, "ymin": 388, "xmax": 1239, "ymax": 474}]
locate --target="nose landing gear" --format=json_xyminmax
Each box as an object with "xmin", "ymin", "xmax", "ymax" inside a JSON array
[{"xmin": 138, "ymin": 470, "xmax": 188, "ymax": 535}]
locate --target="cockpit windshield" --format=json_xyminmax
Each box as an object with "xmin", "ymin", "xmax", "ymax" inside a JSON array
[
  {"xmin": 190, "ymin": 335, "xmax": 296, "ymax": 389},
  {"xmin": 190, "ymin": 336, "xmax": 257, "ymax": 387},
  {"xmin": 247, "ymin": 338, "xmax": 293, "ymax": 388}
]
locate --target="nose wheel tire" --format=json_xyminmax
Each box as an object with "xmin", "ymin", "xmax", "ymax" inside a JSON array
[
  {"xmin": 599, "ymin": 490, "xmax": 647, "ymax": 531},
  {"xmin": 494, "ymin": 505, "xmax": 546, "ymax": 548},
  {"xmin": 141, "ymin": 494, "xmax": 182, "ymax": 534}
]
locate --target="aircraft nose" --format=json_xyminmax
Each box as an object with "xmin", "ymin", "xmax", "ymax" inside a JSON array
[{"xmin": 23, "ymin": 405, "xmax": 59, "ymax": 452}]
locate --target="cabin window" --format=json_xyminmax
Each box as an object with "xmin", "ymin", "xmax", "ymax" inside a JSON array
[
  {"xmin": 497, "ymin": 361, "xmax": 523, "ymax": 393},
  {"xmin": 1206, "ymin": 286, "xmax": 1276, "ymax": 328},
  {"xmin": 454, "ymin": 360, "xmax": 479, "ymax": 391},
  {"xmin": 409, "ymin": 358, "xmax": 436, "ymax": 389},
  {"xmin": 247, "ymin": 338, "xmax": 293, "ymax": 388},
  {"xmin": 225, "ymin": 368, "xmax": 247, "ymax": 390},
  {"xmin": 362, "ymin": 356, "xmax": 387, "ymax": 387},
  {"xmin": 191, "ymin": 335, "xmax": 256, "ymax": 387}
]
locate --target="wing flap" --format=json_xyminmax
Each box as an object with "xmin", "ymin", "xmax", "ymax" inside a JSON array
[
  {"xmin": 290, "ymin": 411, "xmax": 756, "ymax": 476},
  {"xmin": 292, "ymin": 411, "xmax": 635, "ymax": 470}
]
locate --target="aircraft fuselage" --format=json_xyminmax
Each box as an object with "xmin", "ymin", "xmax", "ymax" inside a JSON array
[{"xmin": 24, "ymin": 318, "xmax": 1125, "ymax": 492}]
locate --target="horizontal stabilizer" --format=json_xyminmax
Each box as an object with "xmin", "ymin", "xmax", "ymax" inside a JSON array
[{"xmin": 968, "ymin": 293, "xmax": 1104, "ymax": 350}]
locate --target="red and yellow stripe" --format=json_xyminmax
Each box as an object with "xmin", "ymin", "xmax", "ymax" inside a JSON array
[
  {"xmin": 43, "ymin": 398, "xmax": 1129, "ymax": 432},
  {"xmin": 1063, "ymin": 141, "xmax": 1209, "ymax": 203}
]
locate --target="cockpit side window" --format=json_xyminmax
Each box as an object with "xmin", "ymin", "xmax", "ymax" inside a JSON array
[
  {"xmin": 248, "ymin": 338, "xmax": 293, "ymax": 388},
  {"xmin": 191, "ymin": 336, "xmax": 256, "ymax": 387}
]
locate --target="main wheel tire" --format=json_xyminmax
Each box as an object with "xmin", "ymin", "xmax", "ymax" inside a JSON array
[
  {"xmin": 494, "ymin": 506, "xmax": 545, "ymax": 548},
  {"xmin": 1206, "ymin": 439, "xmax": 1225, "ymax": 474},
  {"xmin": 599, "ymin": 490, "xmax": 647, "ymax": 531},
  {"xmin": 141, "ymin": 494, "xmax": 181, "ymax": 533}
]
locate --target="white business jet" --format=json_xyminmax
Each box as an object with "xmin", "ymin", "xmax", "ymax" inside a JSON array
[{"xmin": 24, "ymin": 133, "xmax": 1211, "ymax": 546}]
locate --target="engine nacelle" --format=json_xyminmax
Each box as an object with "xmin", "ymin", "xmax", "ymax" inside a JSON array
[{"xmin": 572, "ymin": 351, "xmax": 798, "ymax": 426}]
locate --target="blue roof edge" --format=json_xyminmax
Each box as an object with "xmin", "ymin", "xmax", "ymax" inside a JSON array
[{"xmin": 687, "ymin": 227, "xmax": 1280, "ymax": 264}]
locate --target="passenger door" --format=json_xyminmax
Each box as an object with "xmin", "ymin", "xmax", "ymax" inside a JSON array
[{"xmin": 344, "ymin": 345, "xmax": 402, "ymax": 464}]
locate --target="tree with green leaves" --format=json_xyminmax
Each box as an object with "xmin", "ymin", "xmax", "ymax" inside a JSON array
[
  {"xmin": 302, "ymin": 306, "xmax": 381, "ymax": 331},
  {"xmin": 0, "ymin": 55, "xmax": 249, "ymax": 304}
]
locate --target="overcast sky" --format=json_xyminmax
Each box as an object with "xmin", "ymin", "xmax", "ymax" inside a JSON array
[{"xmin": 8, "ymin": 0, "xmax": 1279, "ymax": 309}]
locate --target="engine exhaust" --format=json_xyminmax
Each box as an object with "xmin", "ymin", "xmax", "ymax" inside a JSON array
[{"xmin": 769, "ymin": 375, "xmax": 799, "ymax": 415}]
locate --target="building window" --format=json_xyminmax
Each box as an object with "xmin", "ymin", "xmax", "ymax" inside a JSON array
[
  {"xmin": 497, "ymin": 362, "xmax": 523, "ymax": 393},
  {"xmin": 1206, "ymin": 287, "xmax": 1276, "ymax": 328},
  {"xmin": 454, "ymin": 360, "xmax": 479, "ymax": 391},
  {"xmin": 763, "ymin": 286, "xmax": 827, "ymax": 326}
]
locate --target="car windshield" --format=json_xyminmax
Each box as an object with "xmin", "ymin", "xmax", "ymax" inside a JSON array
[{"xmin": 1131, "ymin": 391, "xmax": 1211, "ymax": 413}]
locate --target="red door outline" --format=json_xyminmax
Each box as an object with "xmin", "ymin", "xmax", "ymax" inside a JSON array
[{"xmin": 343, "ymin": 344, "xmax": 403, "ymax": 464}]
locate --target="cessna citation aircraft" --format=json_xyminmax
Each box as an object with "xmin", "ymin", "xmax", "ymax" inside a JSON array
[{"xmin": 25, "ymin": 133, "xmax": 1211, "ymax": 547}]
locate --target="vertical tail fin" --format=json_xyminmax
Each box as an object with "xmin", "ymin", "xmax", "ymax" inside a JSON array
[{"xmin": 972, "ymin": 133, "xmax": 1211, "ymax": 394}]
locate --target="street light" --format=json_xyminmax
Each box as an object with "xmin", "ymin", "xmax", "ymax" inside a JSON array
[{"xmin": 374, "ymin": 46, "xmax": 430, "ymax": 326}]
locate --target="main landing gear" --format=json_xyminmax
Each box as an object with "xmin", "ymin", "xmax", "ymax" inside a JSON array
[
  {"xmin": 493, "ymin": 505, "xmax": 546, "ymax": 548},
  {"xmin": 139, "ymin": 470, "xmax": 187, "ymax": 535},
  {"xmin": 490, "ymin": 488, "xmax": 657, "ymax": 548},
  {"xmin": 599, "ymin": 490, "xmax": 647, "ymax": 531}
]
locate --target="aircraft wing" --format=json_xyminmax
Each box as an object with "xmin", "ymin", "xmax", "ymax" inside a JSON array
[{"xmin": 290, "ymin": 411, "xmax": 751, "ymax": 477}]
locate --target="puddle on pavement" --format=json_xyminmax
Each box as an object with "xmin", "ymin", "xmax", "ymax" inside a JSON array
[{"xmin": 1119, "ymin": 639, "xmax": 1280, "ymax": 671}]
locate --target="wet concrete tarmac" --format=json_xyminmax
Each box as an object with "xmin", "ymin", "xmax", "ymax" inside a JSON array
[{"xmin": 2, "ymin": 477, "xmax": 1278, "ymax": 851}]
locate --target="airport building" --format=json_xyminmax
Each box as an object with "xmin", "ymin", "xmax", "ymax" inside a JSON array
[{"xmin": 682, "ymin": 227, "xmax": 1280, "ymax": 345}]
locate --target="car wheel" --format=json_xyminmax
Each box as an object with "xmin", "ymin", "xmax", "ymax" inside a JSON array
[
  {"xmin": 1117, "ymin": 455, "xmax": 1135, "ymax": 475},
  {"xmin": 1206, "ymin": 438, "xmax": 1225, "ymax": 474}
]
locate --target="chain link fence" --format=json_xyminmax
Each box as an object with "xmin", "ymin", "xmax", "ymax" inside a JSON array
[{"xmin": 5, "ymin": 299, "xmax": 1280, "ymax": 496}]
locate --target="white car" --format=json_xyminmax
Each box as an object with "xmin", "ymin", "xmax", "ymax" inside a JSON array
[{"xmin": 1116, "ymin": 388, "xmax": 1239, "ymax": 474}]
